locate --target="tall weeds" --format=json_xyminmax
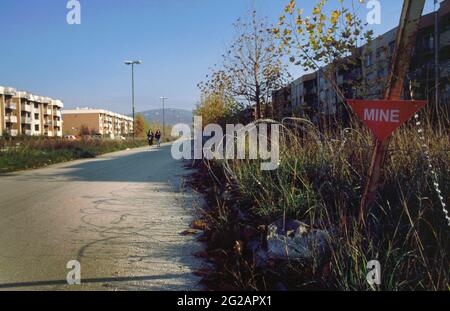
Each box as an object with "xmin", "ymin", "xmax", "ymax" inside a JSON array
[{"xmin": 203, "ymin": 111, "xmax": 449, "ymax": 290}]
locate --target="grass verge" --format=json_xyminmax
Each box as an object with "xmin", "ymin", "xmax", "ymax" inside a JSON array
[{"xmin": 0, "ymin": 138, "xmax": 148, "ymax": 173}]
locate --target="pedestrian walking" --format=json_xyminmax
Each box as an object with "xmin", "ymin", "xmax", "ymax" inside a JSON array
[
  {"xmin": 147, "ymin": 130, "xmax": 154, "ymax": 147},
  {"xmin": 155, "ymin": 130, "xmax": 162, "ymax": 148}
]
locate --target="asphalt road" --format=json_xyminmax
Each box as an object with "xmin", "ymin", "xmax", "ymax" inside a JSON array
[{"xmin": 0, "ymin": 144, "xmax": 204, "ymax": 290}]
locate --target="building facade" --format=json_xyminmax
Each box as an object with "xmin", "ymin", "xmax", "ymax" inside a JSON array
[
  {"xmin": 409, "ymin": 0, "xmax": 450, "ymax": 103},
  {"xmin": 0, "ymin": 86, "xmax": 63, "ymax": 138},
  {"xmin": 62, "ymin": 108, "xmax": 133, "ymax": 137},
  {"xmin": 291, "ymin": 72, "xmax": 318, "ymax": 118},
  {"xmin": 272, "ymin": 85, "xmax": 291, "ymax": 118}
]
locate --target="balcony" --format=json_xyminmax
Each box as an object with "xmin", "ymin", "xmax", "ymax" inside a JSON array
[
  {"xmin": 23, "ymin": 129, "xmax": 32, "ymax": 136},
  {"xmin": 6, "ymin": 129, "xmax": 18, "ymax": 137},
  {"xmin": 45, "ymin": 131, "xmax": 54, "ymax": 137},
  {"xmin": 55, "ymin": 120, "xmax": 62, "ymax": 127},
  {"xmin": 45, "ymin": 119, "xmax": 53, "ymax": 126},
  {"xmin": 5, "ymin": 102, "xmax": 17, "ymax": 110},
  {"xmin": 5, "ymin": 115, "xmax": 18, "ymax": 123},
  {"xmin": 21, "ymin": 104, "xmax": 32, "ymax": 112},
  {"xmin": 1, "ymin": 87, "xmax": 16, "ymax": 96},
  {"xmin": 304, "ymin": 88, "xmax": 317, "ymax": 95},
  {"xmin": 55, "ymin": 110, "xmax": 62, "ymax": 117},
  {"xmin": 21, "ymin": 116, "xmax": 32, "ymax": 124},
  {"xmin": 440, "ymin": 29, "xmax": 450, "ymax": 47}
]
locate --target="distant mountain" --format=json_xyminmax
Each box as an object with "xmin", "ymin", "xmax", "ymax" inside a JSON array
[{"xmin": 138, "ymin": 108, "xmax": 193, "ymax": 125}]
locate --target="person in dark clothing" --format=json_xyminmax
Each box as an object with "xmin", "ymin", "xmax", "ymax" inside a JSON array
[
  {"xmin": 147, "ymin": 130, "xmax": 154, "ymax": 147},
  {"xmin": 154, "ymin": 130, "xmax": 162, "ymax": 148}
]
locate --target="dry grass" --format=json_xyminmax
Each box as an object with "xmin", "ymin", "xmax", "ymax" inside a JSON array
[{"xmin": 197, "ymin": 110, "xmax": 449, "ymax": 290}]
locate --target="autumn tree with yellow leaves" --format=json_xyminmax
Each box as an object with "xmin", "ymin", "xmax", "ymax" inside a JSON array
[{"xmin": 274, "ymin": 0, "xmax": 374, "ymax": 112}]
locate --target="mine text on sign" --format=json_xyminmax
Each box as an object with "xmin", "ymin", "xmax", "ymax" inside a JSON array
[
  {"xmin": 346, "ymin": 99, "xmax": 428, "ymax": 142},
  {"xmin": 363, "ymin": 108, "xmax": 400, "ymax": 123}
]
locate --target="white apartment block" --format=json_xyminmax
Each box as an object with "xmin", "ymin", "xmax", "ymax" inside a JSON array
[{"xmin": 0, "ymin": 86, "xmax": 63, "ymax": 138}]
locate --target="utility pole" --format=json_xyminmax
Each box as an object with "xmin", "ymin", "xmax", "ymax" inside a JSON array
[
  {"xmin": 434, "ymin": 0, "xmax": 440, "ymax": 113},
  {"xmin": 124, "ymin": 60, "xmax": 142, "ymax": 140},
  {"xmin": 160, "ymin": 96, "xmax": 167, "ymax": 137}
]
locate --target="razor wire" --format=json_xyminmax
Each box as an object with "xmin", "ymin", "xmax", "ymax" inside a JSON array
[
  {"xmin": 409, "ymin": 80, "xmax": 450, "ymax": 227},
  {"xmin": 413, "ymin": 112, "xmax": 450, "ymax": 227}
]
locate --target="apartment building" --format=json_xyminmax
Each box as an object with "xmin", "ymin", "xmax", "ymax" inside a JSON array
[
  {"xmin": 0, "ymin": 86, "xmax": 18, "ymax": 137},
  {"xmin": 409, "ymin": 0, "xmax": 450, "ymax": 102},
  {"xmin": 290, "ymin": 72, "xmax": 318, "ymax": 118},
  {"xmin": 0, "ymin": 86, "xmax": 63, "ymax": 137},
  {"xmin": 272, "ymin": 0, "xmax": 450, "ymax": 122},
  {"xmin": 62, "ymin": 108, "xmax": 133, "ymax": 137},
  {"xmin": 272, "ymin": 85, "xmax": 291, "ymax": 118}
]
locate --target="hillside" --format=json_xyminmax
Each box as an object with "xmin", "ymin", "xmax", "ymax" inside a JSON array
[{"xmin": 139, "ymin": 108, "xmax": 193, "ymax": 126}]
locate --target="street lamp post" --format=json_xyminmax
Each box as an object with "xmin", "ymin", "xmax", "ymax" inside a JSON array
[
  {"xmin": 124, "ymin": 60, "xmax": 142, "ymax": 140},
  {"xmin": 160, "ymin": 96, "xmax": 167, "ymax": 137}
]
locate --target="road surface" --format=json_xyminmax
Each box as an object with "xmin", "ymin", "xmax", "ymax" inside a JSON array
[{"xmin": 0, "ymin": 144, "xmax": 205, "ymax": 290}]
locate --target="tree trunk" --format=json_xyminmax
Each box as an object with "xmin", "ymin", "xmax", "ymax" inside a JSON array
[
  {"xmin": 255, "ymin": 100, "xmax": 261, "ymax": 120},
  {"xmin": 255, "ymin": 84, "xmax": 261, "ymax": 119}
]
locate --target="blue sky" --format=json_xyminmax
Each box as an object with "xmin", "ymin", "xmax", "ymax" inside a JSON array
[{"xmin": 0, "ymin": 0, "xmax": 437, "ymax": 114}]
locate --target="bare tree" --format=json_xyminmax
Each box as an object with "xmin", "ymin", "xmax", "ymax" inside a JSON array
[{"xmin": 200, "ymin": 11, "xmax": 290, "ymax": 119}]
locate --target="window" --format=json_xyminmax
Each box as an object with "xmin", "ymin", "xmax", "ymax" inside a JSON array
[
  {"xmin": 35, "ymin": 125, "xmax": 39, "ymax": 131},
  {"xmin": 422, "ymin": 35, "xmax": 434, "ymax": 51},
  {"xmin": 376, "ymin": 47, "xmax": 385, "ymax": 59},
  {"xmin": 428, "ymin": 35, "xmax": 434, "ymax": 50},
  {"xmin": 34, "ymin": 113, "xmax": 39, "ymax": 120},
  {"xmin": 34, "ymin": 103, "xmax": 39, "ymax": 109},
  {"xmin": 442, "ymin": 13, "xmax": 450, "ymax": 31},
  {"xmin": 389, "ymin": 41, "xmax": 395, "ymax": 54},
  {"xmin": 365, "ymin": 52, "xmax": 374, "ymax": 67}
]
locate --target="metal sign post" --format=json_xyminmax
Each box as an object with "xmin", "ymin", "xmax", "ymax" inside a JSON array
[{"xmin": 351, "ymin": 0, "xmax": 426, "ymax": 225}]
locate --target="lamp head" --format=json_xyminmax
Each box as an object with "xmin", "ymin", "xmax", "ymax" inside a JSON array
[{"xmin": 124, "ymin": 60, "xmax": 142, "ymax": 65}]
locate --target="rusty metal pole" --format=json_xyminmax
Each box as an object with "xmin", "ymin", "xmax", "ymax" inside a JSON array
[{"xmin": 359, "ymin": 0, "xmax": 426, "ymax": 225}]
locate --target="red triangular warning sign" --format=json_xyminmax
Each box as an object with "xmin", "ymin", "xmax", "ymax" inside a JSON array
[{"xmin": 346, "ymin": 100, "xmax": 427, "ymax": 141}]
